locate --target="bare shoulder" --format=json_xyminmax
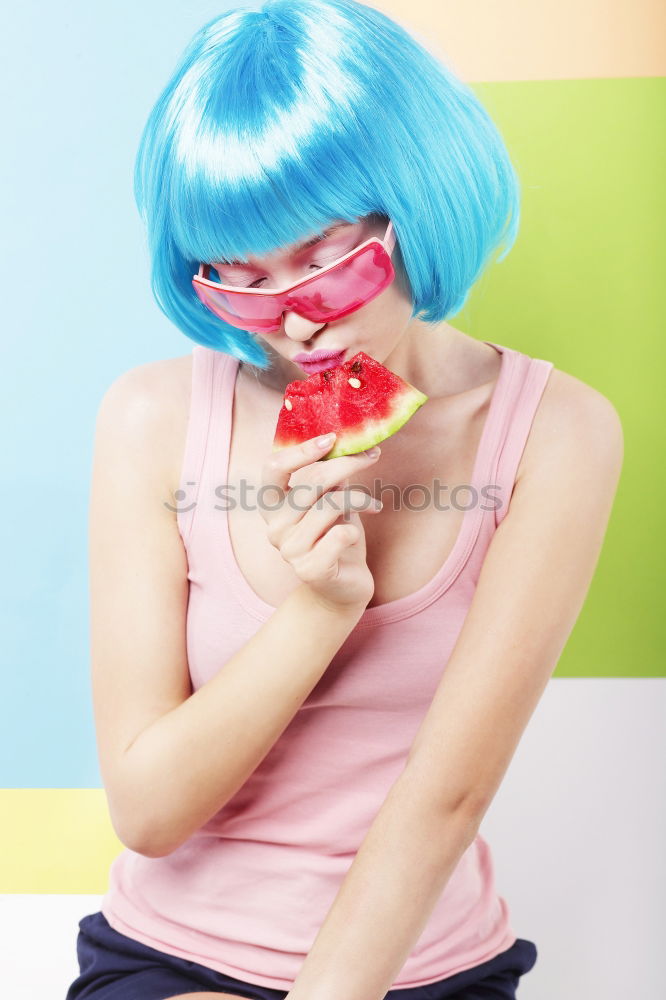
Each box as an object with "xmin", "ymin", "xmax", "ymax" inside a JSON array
[
  {"xmin": 99, "ymin": 352, "xmax": 192, "ymax": 414},
  {"xmin": 517, "ymin": 364, "xmax": 624, "ymax": 486},
  {"xmin": 96, "ymin": 352, "xmax": 193, "ymax": 496}
]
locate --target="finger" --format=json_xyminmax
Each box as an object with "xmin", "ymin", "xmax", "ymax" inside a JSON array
[
  {"xmin": 261, "ymin": 442, "xmax": 381, "ymax": 531},
  {"xmin": 280, "ymin": 488, "xmax": 379, "ymax": 562},
  {"xmin": 290, "ymin": 522, "xmax": 361, "ymax": 585},
  {"xmin": 261, "ymin": 433, "xmax": 338, "ymax": 509},
  {"xmin": 286, "ymin": 445, "xmax": 382, "ymax": 494}
]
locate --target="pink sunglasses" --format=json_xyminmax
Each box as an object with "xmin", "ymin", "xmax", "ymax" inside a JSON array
[{"xmin": 192, "ymin": 219, "xmax": 396, "ymax": 333}]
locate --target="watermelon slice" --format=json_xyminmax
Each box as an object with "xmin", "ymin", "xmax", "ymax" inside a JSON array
[{"xmin": 272, "ymin": 351, "xmax": 429, "ymax": 460}]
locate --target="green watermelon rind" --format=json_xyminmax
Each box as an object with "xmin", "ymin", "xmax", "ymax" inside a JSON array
[{"xmin": 321, "ymin": 383, "xmax": 429, "ymax": 459}]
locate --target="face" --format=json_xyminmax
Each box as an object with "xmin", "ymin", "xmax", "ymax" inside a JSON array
[{"xmin": 210, "ymin": 214, "xmax": 416, "ymax": 390}]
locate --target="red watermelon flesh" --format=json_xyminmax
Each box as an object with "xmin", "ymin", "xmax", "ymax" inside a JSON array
[{"xmin": 272, "ymin": 351, "xmax": 429, "ymax": 460}]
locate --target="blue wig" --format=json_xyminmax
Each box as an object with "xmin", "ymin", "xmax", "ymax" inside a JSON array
[{"xmin": 134, "ymin": 0, "xmax": 521, "ymax": 369}]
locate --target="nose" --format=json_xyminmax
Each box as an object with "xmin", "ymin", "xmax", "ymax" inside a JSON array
[{"xmin": 281, "ymin": 308, "xmax": 328, "ymax": 342}]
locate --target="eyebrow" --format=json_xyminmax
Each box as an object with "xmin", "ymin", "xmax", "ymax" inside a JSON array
[{"xmin": 218, "ymin": 222, "xmax": 352, "ymax": 267}]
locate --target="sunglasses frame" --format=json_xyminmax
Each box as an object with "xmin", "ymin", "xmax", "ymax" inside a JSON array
[{"xmin": 192, "ymin": 218, "xmax": 396, "ymax": 331}]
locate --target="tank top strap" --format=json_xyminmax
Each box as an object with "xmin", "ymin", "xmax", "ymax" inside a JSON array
[
  {"xmin": 177, "ymin": 344, "xmax": 229, "ymax": 546},
  {"xmin": 484, "ymin": 342, "xmax": 554, "ymax": 529}
]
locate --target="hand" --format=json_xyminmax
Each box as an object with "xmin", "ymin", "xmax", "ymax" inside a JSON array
[{"xmin": 260, "ymin": 433, "xmax": 383, "ymax": 613}]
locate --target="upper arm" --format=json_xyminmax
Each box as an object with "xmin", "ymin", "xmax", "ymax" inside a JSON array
[
  {"xmin": 89, "ymin": 361, "xmax": 191, "ymax": 847},
  {"xmin": 405, "ymin": 371, "xmax": 624, "ymax": 818}
]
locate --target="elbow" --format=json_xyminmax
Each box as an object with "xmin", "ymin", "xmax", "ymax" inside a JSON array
[
  {"xmin": 108, "ymin": 812, "xmax": 156, "ymax": 858},
  {"xmin": 119, "ymin": 822, "xmax": 176, "ymax": 859},
  {"xmin": 104, "ymin": 761, "xmax": 184, "ymax": 858},
  {"xmin": 106, "ymin": 791, "xmax": 175, "ymax": 859},
  {"xmin": 119, "ymin": 809, "xmax": 183, "ymax": 858},
  {"xmin": 122, "ymin": 826, "xmax": 162, "ymax": 859},
  {"xmin": 131, "ymin": 840, "xmax": 172, "ymax": 860}
]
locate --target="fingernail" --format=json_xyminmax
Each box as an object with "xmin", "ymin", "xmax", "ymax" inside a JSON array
[
  {"xmin": 316, "ymin": 433, "xmax": 335, "ymax": 447},
  {"xmin": 365, "ymin": 446, "xmax": 381, "ymax": 458}
]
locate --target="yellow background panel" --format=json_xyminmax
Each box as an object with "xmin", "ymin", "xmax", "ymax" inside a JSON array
[{"xmin": 2, "ymin": 790, "xmax": 122, "ymax": 894}]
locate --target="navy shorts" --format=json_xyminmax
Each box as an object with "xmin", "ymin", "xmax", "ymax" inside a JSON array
[{"xmin": 65, "ymin": 910, "xmax": 538, "ymax": 1000}]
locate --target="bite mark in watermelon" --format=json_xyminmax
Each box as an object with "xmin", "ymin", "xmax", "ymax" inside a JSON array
[{"xmin": 272, "ymin": 351, "xmax": 429, "ymax": 459}]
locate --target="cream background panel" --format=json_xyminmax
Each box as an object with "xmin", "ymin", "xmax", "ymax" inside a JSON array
[{"xmin": 364, "ymin": 0, "xmax": 666, "ymax": 80}]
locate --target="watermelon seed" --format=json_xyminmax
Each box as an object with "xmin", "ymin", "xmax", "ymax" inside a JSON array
[
  {"xmin": 351, "ymin": 360, "xmax": 363, "ymax": 374},
  {"xmin": 284, "ymin": 398, "xmax": 293, "ymax": 410},
  {"xmin": 348, "ymin": 377, "xmax": 362, "ymax": 388}
]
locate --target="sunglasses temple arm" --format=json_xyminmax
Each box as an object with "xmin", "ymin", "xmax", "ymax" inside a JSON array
[{"xmin": 385, "ymin": 220, "xmax": 396, "ymax": 254}]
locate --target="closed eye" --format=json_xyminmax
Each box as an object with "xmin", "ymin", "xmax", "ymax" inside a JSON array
[
  {"xmin": 214, "ymin": 228, "xmax": 359, "ymax": 288},
  {"xmin": 245, "ymin": 262, "xmax": 324, "ymax": 289}
]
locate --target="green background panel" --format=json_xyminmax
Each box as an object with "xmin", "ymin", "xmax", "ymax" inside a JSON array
[{"xmin": 457, "ymin": 77, "xmax": 665, "ymax": 677}]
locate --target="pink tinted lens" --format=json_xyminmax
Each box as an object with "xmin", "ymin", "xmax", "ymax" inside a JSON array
[
  {"xmin": 193, "ymin": 281, "xmax": 284, "ymax": 332},
  {"xmin": 193, "ymin": 242, "xmax": 395, "ymax": 333}
]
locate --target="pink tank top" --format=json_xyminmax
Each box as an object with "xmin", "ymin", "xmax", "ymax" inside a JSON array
[{"xmin": 100, "ymin": 340, "xmax": 554, "ymax": 989}]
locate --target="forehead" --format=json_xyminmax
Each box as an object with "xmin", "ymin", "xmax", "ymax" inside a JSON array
[
  {"xmin": 217, "ymin": 218, "xmax": 358, "ymax": 266},
  {"xmin": 284, "ymin": 218, "xmax": 354, "ymax": 251}
]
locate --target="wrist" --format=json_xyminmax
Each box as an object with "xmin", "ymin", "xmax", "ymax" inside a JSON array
[{"xmin": 298, "ymin": 583, "xmax": 369, "ymax": 621}]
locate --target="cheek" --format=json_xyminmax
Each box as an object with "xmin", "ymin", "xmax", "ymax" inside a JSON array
[
  {"xmin": 377, "ymin": 276, "xmax": 413, "ymax": 323},
  {"xmin": 359, "ymin": 290, "xmax": 412, "ymax": 344}
]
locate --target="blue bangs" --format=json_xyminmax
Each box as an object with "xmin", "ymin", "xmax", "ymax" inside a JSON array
[{"xmin": 134, "ymin": 0, "xmax": 521, "ymax": 368}]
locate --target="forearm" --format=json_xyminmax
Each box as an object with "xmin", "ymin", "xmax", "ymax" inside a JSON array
[
  {"xmin": 285, "ymin": 768, "xmax": 481, "ymax": 1000},
  {"xmin": 120, "ymin": 584, "xmax": 363, "ymax": 857}
]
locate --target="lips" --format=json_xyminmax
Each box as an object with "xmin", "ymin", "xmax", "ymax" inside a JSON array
[
  {"xmin": 294, "ymin": 349, "xmax": 346, "ymax": 374},
  {"xmin": 293, "ymin": 349, "xmax": 346, "ymax": 363}
]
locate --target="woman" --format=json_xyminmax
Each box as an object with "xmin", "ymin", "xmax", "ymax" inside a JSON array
[{"xmin": 66, "ymin": 1, "xmax": 623, "ymax": 998}]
